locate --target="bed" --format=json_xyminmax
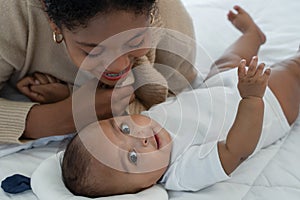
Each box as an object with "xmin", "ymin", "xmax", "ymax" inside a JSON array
[{"xmin": 1, "ymin": 0, "xmax": 300, "ymax": 199}]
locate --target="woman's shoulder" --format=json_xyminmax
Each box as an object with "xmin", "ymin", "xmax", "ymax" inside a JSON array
[
  {"xmin": 156, "ymin": 0, "xmax": 192, "ymax": 28},
  {"xmin": 0, "ymin": 0, "xmax": 46, "ymax": 70},
  {"xmin": 0, "ymin": 0, "xmax": 40, "ymax": 11},
  {"xmin": 27, "ymin": 0, "xmax": 43, "ymax": 8},
  {"xmin": 0, "ymin": 0, "xmax": 43, "ymax": 17},
  {"xmin": 0, "ymin": 0, "xmax": 30, "ymax": 49}
]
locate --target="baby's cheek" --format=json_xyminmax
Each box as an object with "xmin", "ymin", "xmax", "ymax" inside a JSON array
[{"xmin": 159, "ymin": 146, "xmax": 172, "ymax": 166}]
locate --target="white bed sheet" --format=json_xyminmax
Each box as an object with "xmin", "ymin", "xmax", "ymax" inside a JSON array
[
  {"xmin": 169, "ymin": 0, "xmax": 300, "ymax": 199},
  {"xmin": 1, "ymin": 0, "xmax": 300, "ymax": 199}
]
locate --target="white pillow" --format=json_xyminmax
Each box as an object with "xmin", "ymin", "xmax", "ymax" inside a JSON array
[{"xmin": 31, "ymin": 152, "xmax": 168, "ymax": 200}]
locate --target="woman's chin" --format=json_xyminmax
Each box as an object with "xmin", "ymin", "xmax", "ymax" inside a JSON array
[
  {"xmin": 98, "ymin": 77, "xmax": 128, "ymax": 88},
  {"xmin": 99, "ymin": 79, "xmax": 116, "ymax": 87}
]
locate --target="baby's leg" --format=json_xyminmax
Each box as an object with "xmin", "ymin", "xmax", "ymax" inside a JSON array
[
  {"xmin": 206, "ymin": 6, "xmax": 266, "ymax": 79},
  {"xmin": 268, "ymin": 53, "xmax": 300, "ymax": 125}
]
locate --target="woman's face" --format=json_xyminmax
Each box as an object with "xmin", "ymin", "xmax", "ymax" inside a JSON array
[{"xmin": 61, "ymin": 11, "xmax": 152, "ymax": 86}]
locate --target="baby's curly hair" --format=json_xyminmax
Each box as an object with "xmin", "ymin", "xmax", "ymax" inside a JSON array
[
  {"xmin": 43, "ymin": 0, "xmax": 156, "ymax": 30},
  {"xmin": 62, "ymin": 134, "xmax": 124, "ymax": 198},
  {"xmin": 61, "ymin": 135, "xmax": 95, "ymax": 197}
]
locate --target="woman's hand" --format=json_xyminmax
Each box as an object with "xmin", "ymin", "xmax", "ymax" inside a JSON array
[
  {"xmin": 23, "ymin": 77, "xmax": 135, "ymax": 139},
  {"xmin": 71, "ymin": 78, "xmax": 135, "ymax": 130},
  {"xmin": 16, "ymin": 72, "xmax": 70, "ymax": 104}
]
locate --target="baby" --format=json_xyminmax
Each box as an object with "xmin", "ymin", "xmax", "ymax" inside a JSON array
[{"xmin": 61, "ymin": 6, "xmax": 300, "ymax": 197}]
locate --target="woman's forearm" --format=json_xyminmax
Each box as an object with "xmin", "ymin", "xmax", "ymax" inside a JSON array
[{"xmin": 23, "ymin": 97, "xmax": 75, "ymax": 139}]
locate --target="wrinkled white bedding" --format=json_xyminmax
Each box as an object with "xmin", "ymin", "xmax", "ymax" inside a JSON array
[
  {"xmin": 1, "ymin": 0, "xmax": 300, "ymax": 199},
  {"xmin": 169, "ymin": 116, "xmax": 300, "ymax": 200},
  {"xmin": 170, "ymin": 0, "xmax": 300, "ymax": 199}
]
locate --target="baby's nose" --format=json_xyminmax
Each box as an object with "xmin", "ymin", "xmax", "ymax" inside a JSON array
[{"xmin": 141, "ymin": 138, "xmax": 149, "ymax": 147}]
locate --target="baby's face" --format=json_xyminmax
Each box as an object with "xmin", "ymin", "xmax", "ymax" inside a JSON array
[{"xmin": 79, "ymin": 114, "xmax": 172, "ymax": 191}]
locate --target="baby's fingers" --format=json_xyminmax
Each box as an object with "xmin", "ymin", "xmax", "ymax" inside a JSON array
[
  {"xmin": 247, "ymin": 56, "xmax": 258, "ymax": 77},
  {"xmin": 238, "ymin": 59, "xmax": 246, "ymax": 79},
  {"xmin": 227, "ymin": 10, "xmax": 236, "ymax": 21},
  {"xmin": 260, "ymin": 68, "xmax": 271, "ymax": 82},
  {"xmin": 253, "ymin": 63, "xmax": 265, "ymax": 78}
]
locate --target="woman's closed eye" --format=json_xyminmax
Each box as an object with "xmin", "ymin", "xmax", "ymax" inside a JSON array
[
  {"xmin": 85, "ymin": 49, "xmax": 105, "ymax": 58},
  {"xmin": 82, "ymin": 46, "xmax": 105, "ymax": 58},
  {"xmin": 126, "ymin": 38, "xmax": 145, "ymax": 49}
]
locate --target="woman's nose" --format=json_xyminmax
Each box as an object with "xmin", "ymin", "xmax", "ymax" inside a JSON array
[{"xmin": 106, "ymin": 54, "xmax": 131, "ymax": 73}]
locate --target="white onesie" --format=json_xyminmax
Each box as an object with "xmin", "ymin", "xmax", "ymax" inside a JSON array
[{"xmin": 141, "ymin": 68, "xmax": 290, "ymax": 191}]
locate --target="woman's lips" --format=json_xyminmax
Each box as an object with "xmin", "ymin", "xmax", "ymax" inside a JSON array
[{"xmin": 102, "ymin": 66, "xmax": 131, "ymax": 81}]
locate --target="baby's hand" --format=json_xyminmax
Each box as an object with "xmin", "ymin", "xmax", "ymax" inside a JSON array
[
  {"xmin": 237, "ymin": 56, "xmax": 271, "ymax": 99},
  {"xmin": 17, "ymin": 72, "xmax": 70, "ymax": 104}
]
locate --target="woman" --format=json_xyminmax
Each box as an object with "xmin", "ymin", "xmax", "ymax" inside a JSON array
[{"xmin": 0, "ymin": 0, "xmax": 197, "ymax": 143}]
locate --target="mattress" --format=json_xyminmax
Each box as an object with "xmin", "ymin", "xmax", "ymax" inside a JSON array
[{"xmin": 1, "ymin": 0, "xmax": 300, "ymax": 199}]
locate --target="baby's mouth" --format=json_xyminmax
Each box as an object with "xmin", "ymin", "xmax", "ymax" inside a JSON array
[
  {"xmin": 154, "ymin": 134, "xmax": 160, "ymax": 149},
  {"xmin": 102, "ymin": 66, "xmax": 131, "ymax": 81}
]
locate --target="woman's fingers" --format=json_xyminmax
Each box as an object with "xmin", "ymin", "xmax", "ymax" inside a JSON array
[
  {"xmin": 33, "ymin": 72, "xmax": 60, "ymax": 84},
  {"xmin": 33, "ymin": 73, "xmax": 49, "ymax": 84},
  {"xmin": 45, "ymin": 74, "xmax": 59, "ymax": 83},
  {"xmin": 16, "ymin": 76, "xmax": 38, "ymax": 97}
]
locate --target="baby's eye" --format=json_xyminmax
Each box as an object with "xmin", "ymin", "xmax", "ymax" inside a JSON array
[
  {"xmin": 120, "ymin": 123, "xmax": 130, "ymax": 134},
  {"xmin": 128, "ymin": 150, "xmax": 137, "ymax": 165}
]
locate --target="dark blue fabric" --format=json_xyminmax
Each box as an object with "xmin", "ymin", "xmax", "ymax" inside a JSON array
[{"xmin": 1, "ymin": 174, "xmax": 31, "ymax": 194}]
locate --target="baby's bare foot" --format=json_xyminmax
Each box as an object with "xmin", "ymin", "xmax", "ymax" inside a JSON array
[{"xmin": 228, "ymin": 5, "xmax": 266, "ymax": 45}]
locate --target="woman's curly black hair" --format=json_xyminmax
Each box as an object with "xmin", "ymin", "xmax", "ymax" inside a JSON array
[{"xmin": 43, "ymin": 0, "xmax": 156, "ymax": 30}]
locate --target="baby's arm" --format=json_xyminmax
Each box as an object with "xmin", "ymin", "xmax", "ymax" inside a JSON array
[{"xmin": 218, "ymin": 56, "xmax": 271, "ymax": 174}]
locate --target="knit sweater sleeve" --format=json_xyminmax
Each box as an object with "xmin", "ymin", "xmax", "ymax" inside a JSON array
[
  {"xmin": 154, "ymin": 0, "xmax": 198, "ymax": 94},
  {"xmin": 128, "ymin": 9, "xmax": 169, "ymax": 112},
  {"xmin": 129, "ymin": 0, "xmax": 198, "ymax": 111},
  {"xmin": 132, "ymin": 55, "xmax": 168, "ymax": 110},
  {"xmin": 0, "ymin": 0, "xmax": 38, "ymax": 144},
  {"xmin": 0, "ymin": 60, "xmax": 37, "ymax": 145},
  {"xmin": 0, "ymin": 58, "xmax": 37, "ymax": 144},
  {"xmin": 0, "ymin": 98, "xmax": 37, "ymax": 144}
]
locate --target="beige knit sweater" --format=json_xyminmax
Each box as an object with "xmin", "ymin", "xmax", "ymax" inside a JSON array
[{"xmin": 0, "ymin": 0, "xmax": 196, "ymax": 143}]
